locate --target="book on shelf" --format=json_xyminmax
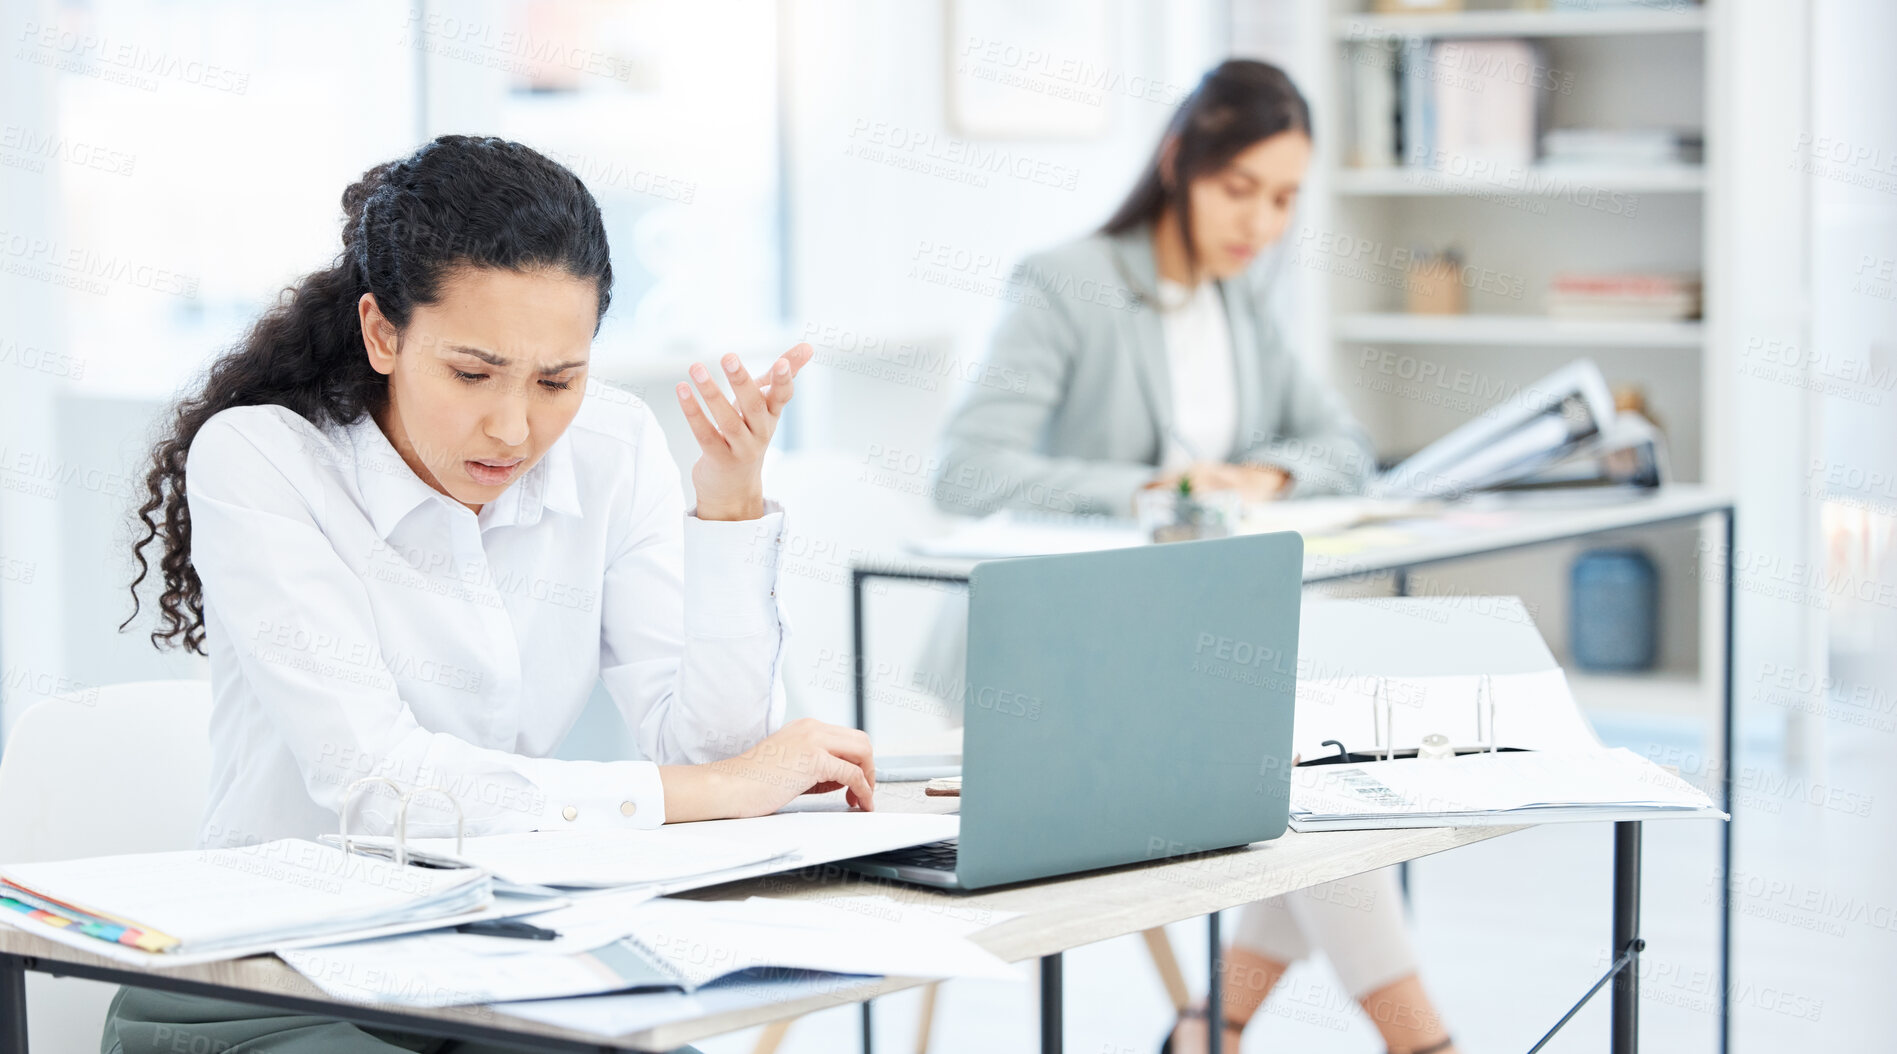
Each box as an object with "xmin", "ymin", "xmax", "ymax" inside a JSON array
[
  {"xmin": 1541, "ymin": 128, "xmax": 1704, "ymax": 167},
  {"xmin": 1547, "ymin": 273, "xmax": 1702, "ymax": 321},
  {"xmin": 1393, "ymin": 38, "xmax": 1544, "ymax": 177},
  {"xmin": 1347, "ymin": 39, "xmax": 1400, "ymax": 168}
]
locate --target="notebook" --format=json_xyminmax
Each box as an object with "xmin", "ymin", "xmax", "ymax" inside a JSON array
[{"xmin": 0, "ymin": 838, "xmax": 493, "ymax": 967}]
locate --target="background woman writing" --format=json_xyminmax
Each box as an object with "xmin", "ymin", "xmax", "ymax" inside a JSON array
[{"xmin": 109, "ymin": 134, "xmax": 868, "ymax": 1053}]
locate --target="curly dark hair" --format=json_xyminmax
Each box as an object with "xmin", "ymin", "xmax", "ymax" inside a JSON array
[{"xmin": 122, "ymin": 134, "xmax": 614, "ymax": 654}]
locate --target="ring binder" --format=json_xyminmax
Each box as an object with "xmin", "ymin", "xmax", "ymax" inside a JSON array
[
  {"xmin": 1372, "ymin": 677, "xmax": 1395, "ymax": 761},
  {"xmin": 339, "ymin": 776, "xmax": 466, "ymax": 867},
  {"xmin": 1476, "ymin": 673, "xmax": 1498, "ymax": 754}
]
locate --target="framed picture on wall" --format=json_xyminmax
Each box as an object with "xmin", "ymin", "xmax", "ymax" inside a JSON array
[{"xmin": 946, "ymin": 0, "xmax": 1112, "ymax": 139}]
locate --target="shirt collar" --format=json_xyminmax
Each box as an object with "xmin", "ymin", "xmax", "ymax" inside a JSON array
[
  {"xmin": 527, "ymin": 428, "xmax": 584, "ymax": 522},
  {"xmin": 346, "ymin": 412, "xmax": 442, "ymax": 539},
  {"xmin": 343, "ymin": 412, "xmax": 583, "ymax": 539}
]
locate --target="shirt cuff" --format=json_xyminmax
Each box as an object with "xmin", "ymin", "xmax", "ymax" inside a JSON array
[
  {"xmin": 682, "ymin": 500, "xmax": 786, "ymax": 638},
  {"xmin": 527, "ymin": 757, "xmax": 667, "ymax": 830}
]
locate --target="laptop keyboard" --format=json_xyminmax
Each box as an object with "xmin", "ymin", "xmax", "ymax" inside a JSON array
[{"xmin": 860, "ymin": 838, "xmax": 959, "ymax": 870}]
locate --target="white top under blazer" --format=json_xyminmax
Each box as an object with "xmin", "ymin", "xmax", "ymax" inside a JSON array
[{"xmin": 184, "ymin": 391, "xmax": 789, "ymax": 849}]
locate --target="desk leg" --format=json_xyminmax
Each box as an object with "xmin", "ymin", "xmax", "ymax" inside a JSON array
[
  {"xmin": 852, "ymin": 569, "xmax": 868, "ymax": 734},
  {"xmin": 1612, "ymin": 821, "xmax": 1643, "ymax": 1054},
  {"xmin": 1206, "ymin": 912, "xmax": 1223, "ymax": 1054},
  {"xmin": 852, "ymin": 571, "xmax": 873, "ymax": 1054},
  {"xmin": 1718, "ymin": 508, "xmax": 1736, "ymax": 1054},
  {"xmin": 1040, "ymin": 953, "xmax": 1062, "ymax": 1054},
  {"xmin": 1, "ymin": 954, "xmax": 26, "ymax": 1054}
]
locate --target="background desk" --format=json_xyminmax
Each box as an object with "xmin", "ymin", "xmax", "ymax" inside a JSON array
[
  {"xmin": 850, "ymin": 484, "xmax": 1736, "ymax": 1052},
  {"xmin": 0, "ymin": 784, "xmax": 1526, "ymax": 1054}
]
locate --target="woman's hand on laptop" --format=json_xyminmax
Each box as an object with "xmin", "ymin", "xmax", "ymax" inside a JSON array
[{"xmin": 660, "ymin": 718, "xmax": 876, "ymax": 822}]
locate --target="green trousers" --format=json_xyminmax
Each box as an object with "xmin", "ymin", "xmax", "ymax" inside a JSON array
[{"xmin": 102, "ymin": 986, "xmax": 703, "ymax": 1054}]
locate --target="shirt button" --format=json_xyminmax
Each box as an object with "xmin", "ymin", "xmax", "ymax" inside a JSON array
[
  {"xmin": 620, "ymin": 801, "xmax": 638, "ymax": 817},
  {"xmin": 562, "ymin": 806, "xmax": 578, "ymax": 822}
]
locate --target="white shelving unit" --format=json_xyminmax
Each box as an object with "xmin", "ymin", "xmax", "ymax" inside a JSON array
[{"xmin": 1292, "ymin": 0, "xmax": 1725, "ymax": 689}]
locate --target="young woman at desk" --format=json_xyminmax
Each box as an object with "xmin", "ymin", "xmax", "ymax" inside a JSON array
[
  {"xmin": 935, "ymin": 62, "xmax": 1458, "ymax": 1054},
  {"xmin": 107, "ymin": 135, "xmax": 872, "ymax": 1053}
]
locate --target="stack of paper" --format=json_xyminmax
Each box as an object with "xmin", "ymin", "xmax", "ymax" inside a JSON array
[
  {"xmin": 0, "ymin": 839, "xmax": 492, "ymax": 966},
  {"xmin": 1289, "ymin": 748, "xmax": 1725, "ymax": 831}
]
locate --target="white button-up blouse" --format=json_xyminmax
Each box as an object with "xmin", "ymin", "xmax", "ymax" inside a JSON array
[{"xmin": 183, "ymin": 391, "xmax": 788, "ymax": 849}]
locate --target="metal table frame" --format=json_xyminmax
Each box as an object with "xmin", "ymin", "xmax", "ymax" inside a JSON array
[{"xmin": 848, "ymin": 500, "xmax": 1735, "ymax": 1054}]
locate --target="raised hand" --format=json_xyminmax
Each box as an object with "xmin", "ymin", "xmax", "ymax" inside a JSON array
[{"xmin": 675, "ymin": 343, "xmax": 814, "ymax": 521}]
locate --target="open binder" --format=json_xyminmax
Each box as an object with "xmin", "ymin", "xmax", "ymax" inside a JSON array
[
  {"xmin": 1286, "ymin": 597, "xmax": 1725, "ymax": 831},
  {"xmin": 1371, "ymin": 359, "xmax": 1668, "ymax": 499},
  {"xmin": 0, "ymin": 778, "xmax": 495, "ymax": 967}
]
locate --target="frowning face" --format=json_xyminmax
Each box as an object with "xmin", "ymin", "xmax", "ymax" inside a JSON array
[{"xmin": 359, "ymin": 265, "xmax": 597, "ymax": 513}]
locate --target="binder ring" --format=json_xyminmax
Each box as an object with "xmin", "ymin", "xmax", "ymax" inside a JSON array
[
  {"xmin": 338, "ymin": 777, "xmax": 465, "ymax": 868},
  {"xmin": 401, "ymin": 785, "xmax": 466, "ymax": 863}
]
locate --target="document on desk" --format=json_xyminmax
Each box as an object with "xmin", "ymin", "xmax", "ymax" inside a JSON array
[
  {"xmin": 492, "ymin": 968, "xmax": 876, "ymax": 1037},
  {"xmin": 487, "ymin": 894, "xmax": 1022, "ymax": 1034},
  {"xmin": 280, "ymin": 894, "xmax": 1018, "ymax": 1007},
  {"xmin": 0, "ymin": 839, "xmax": 494, "ymax": 968},
  {"xmin": 340, "ymin": 811, "xmax": 959, "ymax": 895},
  {"xmin": 1289, "ymin": 748, "xmax": 1726, "ymax": 831},
  {"xmin": 359, "ymin": 826, "xmax": 796, "ymax": 889}
]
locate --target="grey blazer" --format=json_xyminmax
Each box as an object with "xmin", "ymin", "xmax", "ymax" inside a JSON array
[{"xmin": 932, "ymin": 225, "xmax": 1375, "ymax": 517}]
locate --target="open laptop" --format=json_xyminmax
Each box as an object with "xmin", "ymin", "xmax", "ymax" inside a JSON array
[{"xmin": 841, "ymin": 530, "xmax": 1303, "ymax": 891}]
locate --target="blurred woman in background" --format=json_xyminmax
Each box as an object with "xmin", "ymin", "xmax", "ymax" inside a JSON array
[{"xmin": 933, "ymin": 61, "xmax": 1457, "ymax": 1054}]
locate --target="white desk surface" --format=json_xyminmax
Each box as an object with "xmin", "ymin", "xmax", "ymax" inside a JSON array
[
  {"xmin": 0, "ymin": 784, "xmax": 1523, "ymax": 1052},
  {"xmin": 859, "ymin": 484, "xmax": 1733, "ymax": 584}
]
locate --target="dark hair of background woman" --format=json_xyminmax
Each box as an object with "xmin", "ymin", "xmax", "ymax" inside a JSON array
[
  {"xmin": 1101, "ymin": 58, "xmax": 1312, "ymax": 266},
  {"xmin": 122, "ymin": 134, "xmax": 615, "ymax": 654}
]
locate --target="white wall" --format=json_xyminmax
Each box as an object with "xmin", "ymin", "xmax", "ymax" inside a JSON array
[
  {"xmin": 1, "ymin": 0, "xmax": 74, "ymax": 739},
  {"xmin": 784, "ymin": 0, "xmax": 1221, "ymax": 429}
]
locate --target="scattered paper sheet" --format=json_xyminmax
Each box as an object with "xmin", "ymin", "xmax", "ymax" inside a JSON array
[
  {"xmin": 397, "ymin": 827, "xmax": 798, "ymax": 889},
  {"xmin": 279, "ymin": 891, "xmax": 1017, "ymax": 1008},
  {"xmin": 493, "ymin": 968, "xmax": 883, "ymax": 1037}
]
